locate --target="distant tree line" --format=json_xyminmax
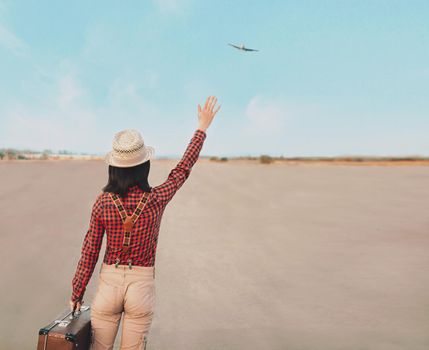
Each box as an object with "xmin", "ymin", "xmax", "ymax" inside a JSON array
[
  {"xmin": 205, "ymin": 154, "xmax": 429, "ymax": 165},
  {"xmin": 0, "ymin": 147, "xmax": 86, "ymax": 160},
  {"xmin": 206, "ymin": 155, "xmax": 275, "ymax": 164},
  {"xmin": 2, "ymin": 149, "xmax": 428, "ymax": 163}
]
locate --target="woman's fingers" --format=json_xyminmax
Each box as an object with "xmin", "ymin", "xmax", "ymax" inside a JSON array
[
  {"xmin": 200, "ymin": 95, "xmax": 219, "ymax": 117},
  {"xmin": 69, "ymin": 300, "xmax": 83, "ymax": 312},
  {"xmin": 204, "ymin": 96, "xmax": 211, "ymax": 110},
  {"xmin": 209, "ymin": 96, "xmax": 217, "ymax": 111},
  {"xmin": 213, "ymin": 104, "xmax": 221, "ymax": 115},
  {"xmin": 203, "ymin": 96, "xmax": 217, "ymax": 112},
  {"xmin": 208, "ymin": 96, "xmax": 216, "ymax": 110},
  {"xmin": 70, "ymin": 301, "xmax": 77, "ymax": 312}
]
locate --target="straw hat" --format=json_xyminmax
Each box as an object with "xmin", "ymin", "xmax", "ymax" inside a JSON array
[{"xmin": 105, "ymin": 129, "xmax": 155, "ymax": 168}]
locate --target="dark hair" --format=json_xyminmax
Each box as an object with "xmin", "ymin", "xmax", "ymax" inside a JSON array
[{"xmin": 102, "ymin": 160, "xmax": 152, "ymax": 198}]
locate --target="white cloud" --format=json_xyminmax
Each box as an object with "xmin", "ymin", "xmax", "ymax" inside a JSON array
[
  {"xmin": 2, "ymin": 106, "xmax": 98, "ymax": 153},
  {"xmin": 57, "ymin": 73, "xmax": 85, "ymax": 109},
  {"xmin": 104, "ymin": 75, "xmax": 160, "ymax": 118},
  {"xmin": 81, "ymin": 23, "xmax": 112, "ymax": 64},
  {"xmin": 0, "ymin": 23, "xmax": 28, "ymax": 57},
  {"xmin": 0, "ymin": 49, "xmax": 168, "ymax": 154},
  {"xmin": 153, "ymin": 0, "xmax": 191, "ymax": 15},
  {"xmin": 243, "ymin": 95, "xmax": 288, "ymax": 135},
  {"xmin": 1, "ymin": 69, "xmax": 99, "ymax": 152},
  {"xmin": 0, "ymin": 1, "xmax": 27, "ymax": 56}
]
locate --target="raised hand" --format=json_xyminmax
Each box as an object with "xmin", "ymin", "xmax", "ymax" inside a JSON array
[{"xmin": 197, "ymin": 96, "xmax": 221, "ymax": 132}]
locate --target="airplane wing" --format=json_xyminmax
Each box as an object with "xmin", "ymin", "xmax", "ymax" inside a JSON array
[
  {"xmin": 244, "ymin": 47, "xmax": 259, "ymax": 52},
  {"xmin": 228, "ymin": 43, "xmax": 241, "ymax": 50}
]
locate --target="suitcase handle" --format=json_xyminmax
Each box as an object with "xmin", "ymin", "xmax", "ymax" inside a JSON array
[{"xmin": 71, "ymin": 305, "xmax": 90, "ymax": 319}]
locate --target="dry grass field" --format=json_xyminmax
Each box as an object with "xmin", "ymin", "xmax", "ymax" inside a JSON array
[{"xmin": 0, "ymin": 159, "xmax": 428, "ymax": 349}]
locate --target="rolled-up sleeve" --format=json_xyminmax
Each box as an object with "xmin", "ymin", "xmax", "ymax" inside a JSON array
[
  {"xmin": 153, "ymin": 129, "xmax": 207, "ymax": 205},
  {"xmin": 71, "ymin": 194, "xmax": 105, "ymax": 302}
]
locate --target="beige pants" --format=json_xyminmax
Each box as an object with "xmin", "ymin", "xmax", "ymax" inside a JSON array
[{"xmin": 90, "ymin": 262, "xmax": 156, "ymax": 350}]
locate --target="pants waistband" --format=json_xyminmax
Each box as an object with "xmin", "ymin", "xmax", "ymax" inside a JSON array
[{"xmin": 100, "ymin": 262, "xmax": 155, "ymax": 278}]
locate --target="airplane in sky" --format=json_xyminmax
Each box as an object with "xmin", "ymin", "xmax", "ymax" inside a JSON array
[{"xmin": 228, "ymin": 43, "xmax": 259, "ymax": 52}]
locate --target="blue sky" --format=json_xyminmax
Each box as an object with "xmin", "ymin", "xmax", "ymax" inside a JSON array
[{"xmin": 0, "ymin": 0, "xmax": 428, "ymax": 157}]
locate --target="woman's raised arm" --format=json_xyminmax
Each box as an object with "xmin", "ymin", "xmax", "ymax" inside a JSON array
[{"xmin": 152, "ymin": 96, "xmax": 220, "ymax": 205}]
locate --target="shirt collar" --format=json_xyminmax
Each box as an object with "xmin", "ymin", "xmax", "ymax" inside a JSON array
[
  {"xmin": 129, "ymin": 185, "xmax": 152, "ymax": 193},
  {"xmin": 129, "ymin": 185, "xmax": 141, "ymax": 191}
]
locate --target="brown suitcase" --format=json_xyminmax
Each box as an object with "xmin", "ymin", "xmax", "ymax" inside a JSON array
[{"xmin": 37, "ymin": 305, "xmax": 92, "ymax": 350}]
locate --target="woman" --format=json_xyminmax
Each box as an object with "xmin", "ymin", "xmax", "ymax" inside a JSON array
[{"xmin": 69, "ymin": 96, "xmax": 221, "ymax": 350}]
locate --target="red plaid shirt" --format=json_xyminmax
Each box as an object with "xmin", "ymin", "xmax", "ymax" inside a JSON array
[{"xmin": 71, "ymin": 129, "xmax": 207, "ymax": 302}]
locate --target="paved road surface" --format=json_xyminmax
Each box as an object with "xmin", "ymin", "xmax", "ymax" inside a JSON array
[{"xmin": 0, "ymin": 160, "xmax": 428, "ymax": 349}]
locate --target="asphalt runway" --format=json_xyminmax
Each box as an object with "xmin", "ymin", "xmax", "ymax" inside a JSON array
[{"xmin": 0, "ymin": 159, "xmax": 428, "ymax": 349}]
